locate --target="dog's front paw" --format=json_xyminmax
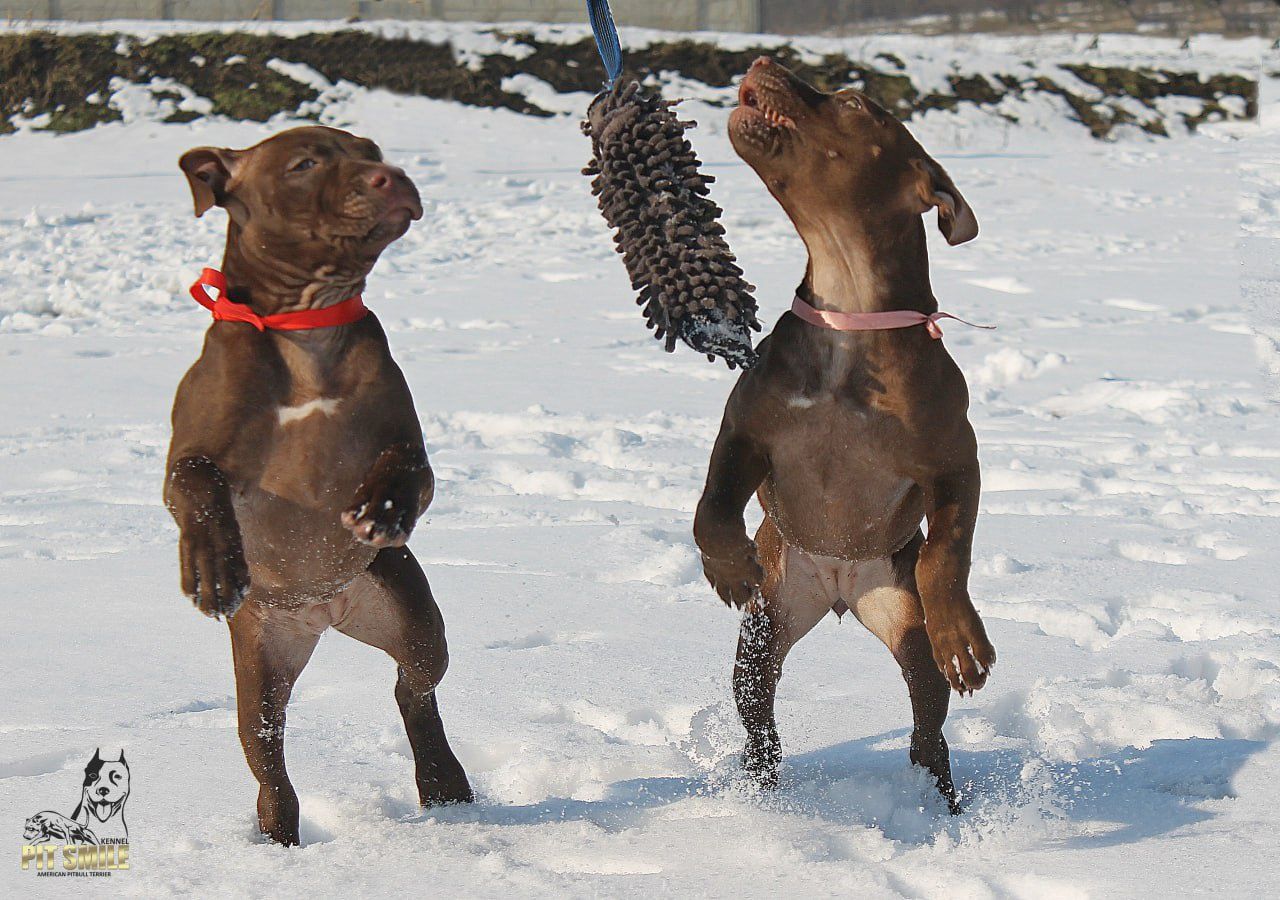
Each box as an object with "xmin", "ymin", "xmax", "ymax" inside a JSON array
[
  {"xmin": 341, "ymin": 483, "xmax": 416, "ymax": 549},
  {"xmin": 178, "ymin": 521, "xmax": 249, "ymax": 620},
  {"xmin": 700, "ymin": 542, "xmax": 763, "ymax": 609},
  {"xmin": 926, "ymin": 606, "xmax": 995, "ymax": 695}
]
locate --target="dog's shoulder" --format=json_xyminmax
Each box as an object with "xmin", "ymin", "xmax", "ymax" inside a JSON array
[
  {"xmin": 168, "ymin": 326, "xmax": 287, "ymax": 462},
  {"xmin": 176, "ymin": 323, "xmax": 280, "ymax": 398},
  {"xmin": 729, "ymin": 316, "xmax": 837, "ymax": 399},
  {"xmin": 728, "ymin": 312, "xmax": 973, "ymax": 438}
]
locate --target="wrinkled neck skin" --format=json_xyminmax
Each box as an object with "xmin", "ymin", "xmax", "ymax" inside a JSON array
[
  {"xmin": 219, "ymin": 225, "xmax": 373, "ymax": 386},
  {"xmin": 220, "ymin": 223, "xmax": 371, "ymax": 317},
  {"xmin": 792, "ymin": 207, "xmax": 937, "ymax": 316}
]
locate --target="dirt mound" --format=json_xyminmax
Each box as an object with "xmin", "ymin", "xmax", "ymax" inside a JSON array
[{"xmin": 0, "ymin": 30, "xmax": 1256, "ymax": 140}]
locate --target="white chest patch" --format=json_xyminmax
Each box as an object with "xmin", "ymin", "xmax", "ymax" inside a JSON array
[
  {"xmin": 278, "ymin": 397, "xmax": 341, "ymax": 426},
  {"xmin": 788, "ymin": 395, "xmax": 816, "ymax": 409}
]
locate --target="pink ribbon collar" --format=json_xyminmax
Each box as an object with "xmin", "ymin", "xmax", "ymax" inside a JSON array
[{"xmin": 790, "ymin": 295, "xmax": 994, "ymax": 340}]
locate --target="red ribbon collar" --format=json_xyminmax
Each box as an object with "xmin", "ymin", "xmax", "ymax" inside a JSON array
[{"xmin": 189, "ymin": 268, "xmax": 369, "ymax": 331}]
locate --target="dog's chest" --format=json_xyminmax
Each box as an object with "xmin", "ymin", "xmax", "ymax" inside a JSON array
[
  {"xmin": 777, "ymin": 360, "xmax": 903, "ymax": 450},
  {"xmin": 257, "ymin": 390, "xmax": 388, "ymax": 505},
  {"xmin": 277, "ymin": 396, "xmax": 342, "ymax": 426},
  {"xmin": 80, "ymin": 806, "xmax": 129, "ymax": 842},
  {"xmin": 771, "ymin": 391, "xmax": 908, "ymax": 488},
  {"xmin": 751, "ymin": 348, "xmax": 924, "ymax": 557},
  {"xmin": 231, "ymin": 388, "xmax": 397, "ymax": 599}
]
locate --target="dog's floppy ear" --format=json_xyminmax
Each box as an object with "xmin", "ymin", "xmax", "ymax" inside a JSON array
[
  {"xmin": 179, "ymin": 147, "xmax": 243, "ymax": 218},
  {"xmin": 355, "ymin": 135, "xmax": 383, "ymax": 162},
  {"xmin": 910, "ymin": 155, "xmax": 978, "ymax": 246}
]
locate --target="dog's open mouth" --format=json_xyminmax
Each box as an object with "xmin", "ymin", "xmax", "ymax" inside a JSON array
[
  {"xmin": 738, "ymin": 82, "xmax": 796, "ymax": 130},
  {"xmin": 731, "ymin": 73, "xmax": 798, "ymax": 157}
]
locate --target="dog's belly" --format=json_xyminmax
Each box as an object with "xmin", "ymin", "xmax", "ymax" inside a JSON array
[
  {"xmin": 235, "ymin": 491, "xmax": 377, "ymax": 605},
  {"xmin": 759, "ymin": 407, "xmax": 924, "ymax": 561},
  {"xmin": 232, "ymin": 407, "xmax": 386, "ymax": 604},
  {"xmin": 779, "ymin": 545, "xmax": 896, "ymax": 616}
]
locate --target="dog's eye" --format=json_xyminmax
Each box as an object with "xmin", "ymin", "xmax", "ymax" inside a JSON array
[{"xmin": 289, "ymin": 158, "xmax": 317, "ymax": 173}]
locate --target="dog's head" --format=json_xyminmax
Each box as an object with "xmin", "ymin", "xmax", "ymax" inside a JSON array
[
  {"xmin": 81, "ymin": 750, "xmax": 129, "ymax": 819},
  {"xmin": 23, "ymin": 814, "xmax": 49, "ymax": 841},
  {"xmin": 729, "ymin": 57, "xmax": 977, "ymax": 247},
  {"xmin": 179, "ymin": 126, "xmax": 423, "ymax": 280}
]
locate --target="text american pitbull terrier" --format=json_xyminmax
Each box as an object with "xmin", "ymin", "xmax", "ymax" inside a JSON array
[{"xmin": 166, "ymin": 126, "xmax": 471, "ymax": 845}]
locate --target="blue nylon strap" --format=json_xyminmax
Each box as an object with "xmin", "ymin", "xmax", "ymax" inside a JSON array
[{"xmin": 586, "ymin": 0, "xmax": 624, "ymax": 86}]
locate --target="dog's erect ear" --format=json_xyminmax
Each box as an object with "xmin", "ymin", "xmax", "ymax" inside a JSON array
[
  {"xmin": 179, "ymin": 147, "xmax": 243, "ymax": 217},
  {"xmin": 89, "ymin": 749, "xmax": 101, "ymax": 766},
  {"xmin": 118, "ymin": 751, "xmax": 127, "ymax": 766},
  {"xmin": 910, "ymin": 156, "xmax": 978, "ymax": 246}
]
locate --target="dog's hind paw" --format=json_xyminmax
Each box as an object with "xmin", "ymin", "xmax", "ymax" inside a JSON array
[{"xmin": 740, "ymin": 733, "xmax": 782, "ymax": 791}]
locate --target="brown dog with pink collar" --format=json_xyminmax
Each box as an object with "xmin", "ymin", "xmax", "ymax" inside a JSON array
[{"xmin": 693, "ymin": 59, "xmax": 995, "ymax": 810}]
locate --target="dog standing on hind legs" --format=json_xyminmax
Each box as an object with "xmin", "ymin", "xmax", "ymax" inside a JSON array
[
  {"xmin": 693, "ymin": 59, "xmax": 996, "ymax": 811},
  {"xmin": 166, "ymin": 126, "xmax": 472, "ymax": 846}
]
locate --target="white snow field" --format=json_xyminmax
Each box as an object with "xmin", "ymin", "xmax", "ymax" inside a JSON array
[
  {"xmin": 1241, "ymin": 67, "xmax": 1280, "ymax": 400},
  {"xmin": 2, "ymin": 25, "xmax": 1279, "ymax": 899}
]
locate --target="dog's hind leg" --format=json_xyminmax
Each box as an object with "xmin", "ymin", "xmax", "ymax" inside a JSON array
[
  {"xmin": 899, "ymin": 622, "xmax": 957, "ymax": 812},
  {"xmin": 335, "ymin": 547, "xmax": 473, "ymax": 807},
  {"xmin": 848, "ymin": 531, "xmax": 958, "ymax": 813},
  {"xmin": 735, "ymin": 516, "xmax": 832, "ymax": 789},
  {"xmin": 228, "ymin": 603, "xmax": 321, "ymax": 846}
]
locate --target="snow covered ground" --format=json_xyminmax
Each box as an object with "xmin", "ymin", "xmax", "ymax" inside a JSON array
[
  {"xmin": 1240, "ymin": 65, "xmax": 1280, "ymax": 401},
  {"xmin": 2, "ymin": 26, "xmax": 1279, "ymax": 899}
]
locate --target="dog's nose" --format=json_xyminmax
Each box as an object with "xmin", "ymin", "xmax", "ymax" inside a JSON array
[
  {"xmin": 367, "ymin": 166, "xmax": 406, "ymax": 193},
  {"xmin": 365, "ymin": 164, "xmax": 423, "ymax": 220},
  {"xmin": 97, "ymin": 787, "xmax": 109, "ymax": 796},
  {"xmin": 751, "ymin": 56, "xmax": 773, "ymax": 71}
]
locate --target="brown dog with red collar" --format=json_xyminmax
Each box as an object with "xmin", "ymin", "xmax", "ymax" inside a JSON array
[
  {"xmin": 166, "ymin": 126, "xmax": 472, "ymax": 845},
  {"xmin": 693, "ymin": 59, "xmax": 996, "ymax": 810}
]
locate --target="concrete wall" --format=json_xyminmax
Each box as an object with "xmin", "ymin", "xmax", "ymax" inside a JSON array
[
  {"xmin": 7, "ymin": 0, "xmax": 1268, "ymax": 34},
  {"xmin": 758, "ymin": 0, "xmax": 1279, "ymax": 34},
  {"xmin": 0, "ymin": 0, "xmax": 762, "ymax": 31}
]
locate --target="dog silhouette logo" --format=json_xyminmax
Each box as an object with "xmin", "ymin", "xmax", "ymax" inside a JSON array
[
  {"xmin": 19, "ymin": 749, "xmax": 131, "ymax": 876},
  {"xmin": 22, "ymin": 811, "xmax": 97, "ymax": 846},
  {"xmin": 72, "ymin": 750, "xmax": 130, "ymax": 842}
]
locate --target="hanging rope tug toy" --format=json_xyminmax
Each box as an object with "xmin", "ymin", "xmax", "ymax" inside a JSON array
[{"xmin": 580, "ymin": 0, "xmax": 761, "ymax": 369}]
